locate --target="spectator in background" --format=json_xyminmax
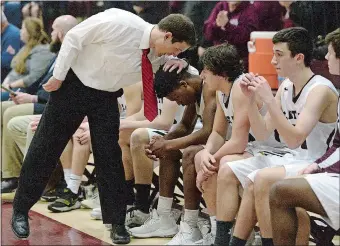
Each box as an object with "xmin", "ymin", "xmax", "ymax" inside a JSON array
[
  {"xmin": 253, "ymin": 1, "xmax": 285, "ymax": 31},
  {"xmin": 169, "ymin": 1, "xmax": 186, "ymax": 14},
  {"xmin": 22, "ymin": 1, "xmax": 43, "ymax": 20},
  {"xmin": 1, "ymin": 11, "xmax": 23, "ymax": 82},
  {"xmin": 1, "ymin": 15, "xmax": 78, "ymax": 195},
  {"xmin": 1, "ymin": 17, "xmax": 55, "ymax": 101},
  {"xmin": 204, "ymin": 1, "xmax": 258, "ymax": 71},
  {"xmin": 279, "ymin": 1, "xmax": 295, "ymax": 28},
  {"xmin": 132, "ymin": 1, "xmax": 169, "ymax": 24},
  {"xmin": 183, "ymin": 1, "xmax": 218, "ymax": 70},
  {"xmin": 2, "ymin": 1, "xmax": 23, "ymax": 28}
]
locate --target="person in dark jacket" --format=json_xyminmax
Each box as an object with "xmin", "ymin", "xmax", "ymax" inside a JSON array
[
  {"xmin": 1, "ymin": 11, "xmax": 23, "ymax": 82},
  {"xmin": 203, "ymin": 1, "xmax": 259, "ymax": 70}
]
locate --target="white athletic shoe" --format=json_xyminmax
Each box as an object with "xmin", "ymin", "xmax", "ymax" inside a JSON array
[
  {"xmin": 81, "ymin": 188, "xmax": 100, "ymax": 209},
  {"xmin": 90, "ymin": 207, "xmax": 102, "ymax": 220},
  {"xmin": 129, "ymin": 209, "xmax": 178, "ymax": 238},
  {"xmin": 125, "ymin": 207, "xmax": 150, "ymax": 228},
  {"xmin": 194, "ymin": 232, "xmax": 215, "ymax": 245},
  {"xmin": 167, "ymin": 221, "xmax": 202, "ymax": 245}
]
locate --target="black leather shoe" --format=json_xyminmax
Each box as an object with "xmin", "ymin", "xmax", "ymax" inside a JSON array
[
  {"xmin": 1, "ymin": 178, "xmax": 18, "ymax": 193},
  {"xmin": 110, "ymin": 224, "xmax": 130, "ymax": 244},
  {"xmin": 11, "ymin": 211, "xmax": 30, "ymax": 239}
]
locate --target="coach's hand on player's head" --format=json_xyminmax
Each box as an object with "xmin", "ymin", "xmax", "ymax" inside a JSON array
[
  {"xmin": 148, "ymin": 136, "xmax": 168, "ymax": 159},
  {"xmin": 43, "ymin": 76, "xmax": 63, "ymax": 92},
  {"xmin": 163, "ymin": 58, "xmax": 188, "ymax": 73}
]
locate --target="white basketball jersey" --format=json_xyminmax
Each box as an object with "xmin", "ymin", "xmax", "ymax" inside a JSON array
[
  {"xmin": 279, "ymin": 75, "xmax": 338, "ymax": 159},
  {"xmin": 117, "ymin": 95, "xmax": 127, "ymax": 119},
  {"xmin": 157, "ymin": 97, "xmax": 185, "ymax": 131},
  {"xmin": 217, "ymin": 80, "xmax": 283, "ymax": 146}
]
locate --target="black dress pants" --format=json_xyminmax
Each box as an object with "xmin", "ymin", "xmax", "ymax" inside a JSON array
[{"xmin": 13, "ymin": 70, "xmax": 127, "ymax": 224}]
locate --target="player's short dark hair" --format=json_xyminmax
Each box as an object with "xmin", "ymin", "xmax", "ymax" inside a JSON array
[
  {"xmin": 200, "ymin": 43, "xmax": 244, "ymax": 82},
  {"xmin": 273, "ymin": 27, "xmax": 313, "ymax": 66},
  {"xmin": 154, "ymin": 66, "xmax": 191, "ymax": 98},
  {"xmin": 325, "ymin": 28, "xmax": 340, "ymax": 58}
]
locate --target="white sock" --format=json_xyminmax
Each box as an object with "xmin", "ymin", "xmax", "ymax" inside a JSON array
[
  {"xmin": 63, "ymin": 169, "xmax": 71, "ymax": 186},
  {"xmin": 67, "ymin": 174, "xmax": 82, "ymax": 194},
  {"xmin": 157, "ymin": 196, "xmax": 173, "ymax": 216},
  {"xmin": 184, "ymin": 209, "xmax": 199, "ymax": 228},
  {"xmin": 210, "ymin": 216, "xmax": 217, "ymax": 235}
]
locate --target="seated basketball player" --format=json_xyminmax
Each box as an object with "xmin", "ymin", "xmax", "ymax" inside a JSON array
[
  {"xmin": 125, "ymin": 65, "xmax": 216, "ymax": 231},
  {"xmin": 189, "ymin": 43, "xmax": 289, "ymax": 245},
  {"xmin": 218, "ymin": 27, "xmax": 338, "ymax": 246},
  {"xmin": 269, "ymin": 28, "xmax": 340, "ymax": 246}
]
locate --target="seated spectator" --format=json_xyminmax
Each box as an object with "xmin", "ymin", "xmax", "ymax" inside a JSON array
[
  {"xmin": 203, "ymin": 1, "xmax": 259, "ymax": 70},
  {"xmin": 1, "ymin": 11, "xmax": 23, "ymax": 82},
  {"xmin": 1, "ymin": 15, "xmax": 78, "ymax": 194},
  {"xmin": 1, "ymin": 17, "xmax": 55, "ymax": 101},
  {"xmin": 127, "ymin": 65, "xmax": 216, "ymax": 235},
  {"xmin": 2, "ymin": 1, "xmax": 22, "ymax": 28},
  {"xmin": 222, "ymin": 27, "xmax": 338, "ymax": 246},
  {"xmin": 270, "ymin": 27, "xmax": 340, "ymax": 246}
]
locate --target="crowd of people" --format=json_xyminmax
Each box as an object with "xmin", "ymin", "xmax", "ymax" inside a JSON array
[{"xmin": 1, "ymin": 1, "xmax": 340, "ymax": 245}]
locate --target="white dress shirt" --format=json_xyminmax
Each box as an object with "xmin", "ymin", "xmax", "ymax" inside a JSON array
[{"xmin": 53, "ymin": 8, "xmax": 198, "ymax": 92}]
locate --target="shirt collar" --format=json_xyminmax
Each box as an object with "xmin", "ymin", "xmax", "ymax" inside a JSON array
[{"xmin": 139, "ymin": 24, "xmax": 155, "ymax": 50}]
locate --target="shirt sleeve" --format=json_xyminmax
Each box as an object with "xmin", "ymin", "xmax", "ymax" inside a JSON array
[
  {"xmin": 53, "ymin": 18, "xmax": 120, "ymax": 81},
  {"xmin": 203, "ymin": 2, "xmax": 225, "ymax": 43},
  {"xmin": 1, "ymin": 33, "xmax": 22, "ymax": 70},
  {"xmin": 22, "ymin": 51, "xmax": 56, "ymax": 87},
  {"xmin": 220, "ymin": 7, "xmax": 259, "ymax": 46},
  {"xmin": 315, "ymin": 128, "xmax": 340, "ymax": 173}
]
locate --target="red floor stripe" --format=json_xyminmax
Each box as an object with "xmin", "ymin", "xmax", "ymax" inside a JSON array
[{"xmin": 1, "ymin": 204, "xmax": 110, "ymax": 245}]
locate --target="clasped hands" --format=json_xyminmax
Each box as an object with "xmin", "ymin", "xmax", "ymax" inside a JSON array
[
  {"xmin": 145, "ymin": 136, "xmax": 169, "ymax": 160},
  {"xmin": 196, "ymin": 148, "xmax": 219, "ymax": 193},
  {"xmin": 239, "ymin": 72, "xmax": 275, "ymax": 104}
]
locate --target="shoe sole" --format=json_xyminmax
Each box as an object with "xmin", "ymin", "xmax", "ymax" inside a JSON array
[
  {"xmin": 90, "ymin": 211, "xmax": 102, "ymax": 220},
  {"xmin": 80, "ymin": 202, "xmax": 96, "ymax": 209},
  {"xmin": 131, "ymin": 227, "xmax": 178, "ymax": 238},
  {"xmin": 112, "ymin": 238, "xmax": 131, "ymax": 244},
  {"xmin": 40, "ymin": 197, "xmax": 57, "ymax": 202},
  {"xmin": 47, "ymin": 202, "xmax": 81, "ymax": 213},
  {"xmin": 10, "ymin": 219, "xmax": 29, "ymax": 239}
]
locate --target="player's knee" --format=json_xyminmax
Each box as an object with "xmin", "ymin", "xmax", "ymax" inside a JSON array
[
  {"xmin": 269, "ymin": 180, "xmax": 289, "ymax": 208},
  {"xmin": 182, "ymin": 146, "xmax": 201, "ymax": 169},
  {"xmin": 130, "ymin": 128, "xmax": 149, "ymax": 149},
  {"xmin": 217, "ymin": 164, "xmax": 236, "ymax": 186}
]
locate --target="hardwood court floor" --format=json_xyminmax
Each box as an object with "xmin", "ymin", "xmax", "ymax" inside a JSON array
[{"xmin": 2, "ymin": 202, "xmax": 170, "ymax": 245}]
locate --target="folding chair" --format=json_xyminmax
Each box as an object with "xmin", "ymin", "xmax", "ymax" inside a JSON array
[{"xmin": 309, "ymin": 215, "xmax": 340, "ymax": 246}]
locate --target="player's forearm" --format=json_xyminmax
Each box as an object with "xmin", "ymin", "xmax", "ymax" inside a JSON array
[
  {"xmin": 213, "ymin": 137, "xmax": 248, "ymax": 161},
  {"xmin": 165, "ymin": 127, "xmax": 211, "ymax": 150},
  {"xmin": 248, "ymin": 101, "xmax": 272, "ymax": 141},
  {"xmin": 205, "ymin": 131, "xmax": 225, "ymax": 154},
  {"xmin": 266, "ymin": 98, "xmax": 303, "ymax": 148},
  {"xmin": 164, "ymin": 123, "xmax": 192, "ymax": 140}
]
